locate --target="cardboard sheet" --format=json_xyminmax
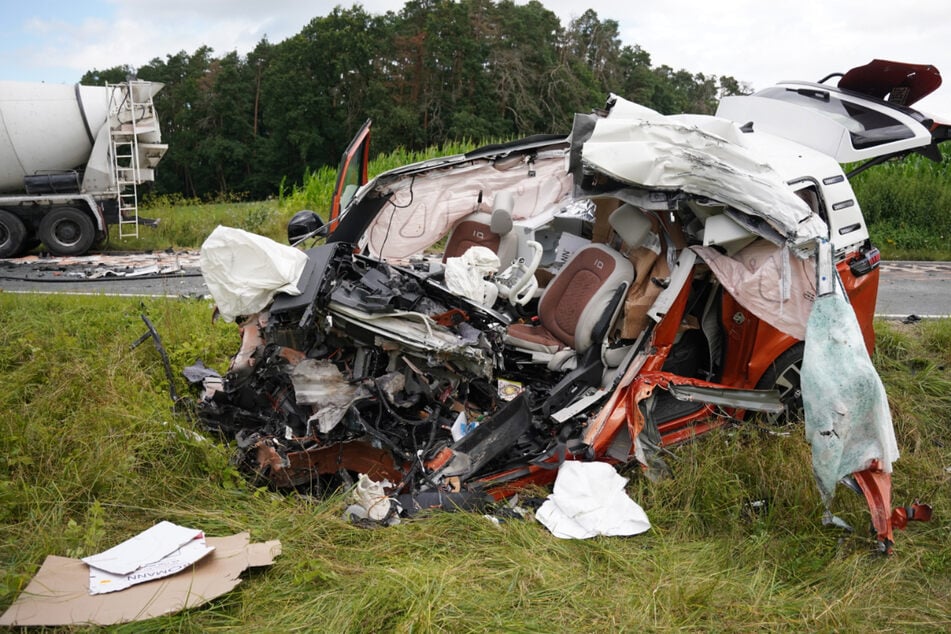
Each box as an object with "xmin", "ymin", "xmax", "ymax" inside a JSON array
[{"xmin": 0, "ymin": 532, "xmax": 281, "ymax": 627}]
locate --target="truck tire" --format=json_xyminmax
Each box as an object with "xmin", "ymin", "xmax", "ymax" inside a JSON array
[
  {"xmin": 0, "ymin": 210, "xmax": 27, "ymax": 258},
  {"xmin": 755, "ymin": 342, "xmax": 805, "ymax": 425},
  {"xmin": 39, "ymin": 206, "xmax": 95, "ymax": 256}
]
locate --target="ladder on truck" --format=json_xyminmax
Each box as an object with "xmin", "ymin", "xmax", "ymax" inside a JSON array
[{"xmin": 107, "ymin": 82, "xmax": 162, "ymax": 239}]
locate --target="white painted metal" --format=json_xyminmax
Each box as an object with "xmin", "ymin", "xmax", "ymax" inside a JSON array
[{"xmin": 0, "ymin": 82, "xmax": 110, "ymax": 192}]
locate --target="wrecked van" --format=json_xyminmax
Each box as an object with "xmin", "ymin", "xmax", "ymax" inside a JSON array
[{"xmin": 192, "ymin": 60, "xmax": 946, "ymax": 550}]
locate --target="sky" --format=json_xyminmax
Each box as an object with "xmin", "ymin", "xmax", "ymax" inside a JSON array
[{"xmin": 2, "ymin": 0, "xmax": 951, "ymax": 119}]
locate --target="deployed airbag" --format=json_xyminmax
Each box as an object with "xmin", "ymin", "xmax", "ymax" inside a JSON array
[
  {"xmin": 444, "ymin": 246, "xmax": 501, "ymax": 304},
  {"xmin": 693, "ymin": 240, "xmax": 816, "ymax": 340},
  {"xmin": 200, "ymin": 226, "xmax": 310, "ymax": 322}
]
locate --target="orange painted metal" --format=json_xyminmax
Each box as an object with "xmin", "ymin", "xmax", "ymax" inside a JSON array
[{"xmin": 852, "ymin": 461, "xmax": 895, "ymax": 552}]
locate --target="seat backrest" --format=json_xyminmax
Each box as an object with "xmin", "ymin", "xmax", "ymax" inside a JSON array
[
  {"xmin": 443, "ymin": 212, "xmax": 501, "ymax": 261},
  {"xmin": 443, "ymin": 197, "xmax": 518, "ymax": 265},
  {"xmin": 537, "ymin": 243, "xmax": 634, "ymax": 352},
  {"xmin": 609, "ymin": 203, "xmax": 653, "ymax": 249}
]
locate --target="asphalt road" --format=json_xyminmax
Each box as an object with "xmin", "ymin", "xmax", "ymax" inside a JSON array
[
  {"xmin": 876, "ymin": 261, "xmax": 951, "ymax": 319},
  {"xmin": 1, "ymin": 252, "xmax": 949, "ymax": 319}
]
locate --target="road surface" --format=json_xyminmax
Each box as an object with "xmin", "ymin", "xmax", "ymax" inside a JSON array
[
  {"xmin": 876, "ymin": 261, "xmax": 951, "ymax": 319},
  {"xmin": 1, "ymin": 253, "xmax": 949, "ymax": 319}
]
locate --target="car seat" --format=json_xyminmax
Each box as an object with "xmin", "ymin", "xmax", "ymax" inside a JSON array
[{"xmin": 442, "ymin": 192, "xmax": 519, "ymax": 268}]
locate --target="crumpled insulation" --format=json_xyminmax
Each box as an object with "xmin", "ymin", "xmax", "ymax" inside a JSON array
[
  {"xmin": 802, "ymin": 288, "xmax": 898, "ymax": 504},
  {"xmin": 200, "ymin": 226, "xmax": 309, "ymax": 322}
]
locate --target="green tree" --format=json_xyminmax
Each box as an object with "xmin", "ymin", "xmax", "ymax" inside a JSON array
[
  {"xmin": 79, "ymin": 65, "xmax": 136, "ymax": 85},
  {"xmin": 78, "ymin": 1, "xmax": 755, "ymax": 201}
]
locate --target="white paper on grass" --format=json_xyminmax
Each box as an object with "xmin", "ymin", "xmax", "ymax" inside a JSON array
[
  {"xmin": 200, "ymin": 225, "xmax": 310, "ymax": 322},
  {"xmin": 82, "ymin": 520, "xmax": 203, "ymax": 576},
  {"xmin": 536, "ymin": 461, "xmax": 651, "ymax": 539},
  {"xmin": 88, "ymin": 538, "xmax": 214, "ymax": 595}
]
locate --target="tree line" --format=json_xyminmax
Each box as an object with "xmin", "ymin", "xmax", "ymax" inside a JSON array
[{"xmin": 81, "ymin": 0, "xmax": 750, "ymax": 201}]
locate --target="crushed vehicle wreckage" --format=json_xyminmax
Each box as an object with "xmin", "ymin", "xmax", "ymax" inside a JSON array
[{"xmin": 186, "ymin": 60, "xmax": 945, "ymax": 551}]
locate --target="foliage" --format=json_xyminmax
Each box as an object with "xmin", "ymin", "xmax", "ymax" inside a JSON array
[
  {"xmin": 0, "ymin": 293, "xmax": 949, "ymax": 631},
  {"xmin": 81, "ymin": 1, "xmax": 749, "ymax": 203},
  {"xmin": 851, "ymin": 145, "xmax": 951, "ymax": 259},
  {"xmin": 279, "ymin": 140, "xmax": 478, "ymax": 215}
]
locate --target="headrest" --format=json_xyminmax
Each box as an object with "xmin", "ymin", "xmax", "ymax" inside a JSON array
[
  {"xmin": 609, "ymin": 203, "xmax": 652, "ymax": 248},
  {"xmin": 491, "ymin": 192, "xmax": 515, "ymax": 234}
]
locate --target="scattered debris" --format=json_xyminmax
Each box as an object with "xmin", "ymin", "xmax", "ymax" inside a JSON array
[{"xmin": 0, "ymin": 250, "xmax": 201, "ymax": 280}]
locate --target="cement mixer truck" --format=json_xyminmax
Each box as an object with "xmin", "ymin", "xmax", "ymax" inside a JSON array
[{"xmin": 0, "ymin": 80, "xmax": 167, "ymax": 257}]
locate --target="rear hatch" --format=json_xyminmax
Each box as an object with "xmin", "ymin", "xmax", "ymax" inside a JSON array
[{"xmin": 716, "ymin": 60, "xmax": 940, "ymax": 164}]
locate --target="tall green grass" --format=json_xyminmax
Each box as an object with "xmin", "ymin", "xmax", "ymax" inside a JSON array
[
  {"xmin": 851, "ymin": 146, "xmax": 951, "ymax": 260},
  {"xmin": 1, "ymin": 295, "xmax": 949, "ymax": 631},
  {"xmin": 278, "ymin": 141, "xmax": 478, "ymax": 214}
]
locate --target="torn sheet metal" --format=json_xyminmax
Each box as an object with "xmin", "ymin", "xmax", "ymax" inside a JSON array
[
  {"xmin": 536, "ymin": 461, "xmax": 650, "ymax": 539},
  {"xmin": 802, "ymin": 285, "xmax": 898, "ymax": 504},
  {"xmin": 200, "ymin": 225, "xmax": 309, "ymax": 321},
  {"xmin": 577, "ymin": 96, "xmax": 828, "ymax": 249},
  {"xmin": 0, "ymin": 532, "xmax": 281, "ymax": 627}
]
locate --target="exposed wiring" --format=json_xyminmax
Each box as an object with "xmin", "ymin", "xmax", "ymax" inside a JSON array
[{"xmin": 377, "ymin": 175, "xmax": 416, "ymax": 257}]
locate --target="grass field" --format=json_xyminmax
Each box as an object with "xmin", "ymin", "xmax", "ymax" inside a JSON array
[{"xmin": 0, "ymin": 293, "xmax": 949, "ymax": 632}]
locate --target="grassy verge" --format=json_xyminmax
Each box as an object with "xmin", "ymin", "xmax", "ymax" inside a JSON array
[
  {"xmin": 850, "ymin": 147, "xmax": 951, "ymax": 261},
  {"xmin": 0, "ymin": 294, "xmax": 949, "ymax": 631}
]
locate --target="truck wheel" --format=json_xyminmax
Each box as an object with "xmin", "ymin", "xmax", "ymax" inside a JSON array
[
  {"xmin": 0, "ymin": 210, "xmax": 27, "ymax": 258},
  {"xmin": 755, "ymin": 342, "xmax": 805, "ymax": 425},
  {"xmin": 39, "ymin": 207, "xmax": 95, "ymax": 256}
]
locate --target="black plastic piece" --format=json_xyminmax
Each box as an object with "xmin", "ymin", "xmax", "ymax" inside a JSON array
[
  {"xmin": 287, "ymin": 209, "xmax": 326, "ymax": 244},
  {"xmin": 447, "ymin": 393, "xmax": 532, "ymax": 479}
]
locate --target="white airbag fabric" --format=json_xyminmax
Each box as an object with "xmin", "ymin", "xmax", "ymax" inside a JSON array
[
  {"xmin": 444, "ymin": 246, "xmax": 501, "ymax": 304},
  {"xmin": 200, "ymin": 226, "xmax": 309, "ymax": 322},
  {"xmin": 802, "ymin": 288, "xmax": 899, "ymax": 504},
  {"xmin": 536, "ymin": 461, "xmax": 651, "ymax": 539}
]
